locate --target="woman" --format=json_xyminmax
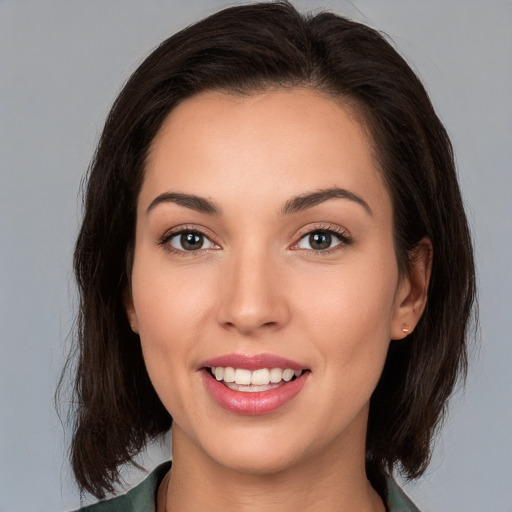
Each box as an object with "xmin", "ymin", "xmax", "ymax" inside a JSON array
[{"xmin": 69, "ymin": 2, "xmax": 475, "ymax": 511}]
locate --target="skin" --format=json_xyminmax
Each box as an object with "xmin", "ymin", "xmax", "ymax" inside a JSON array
[{"xmin": 125, "ymin": 89, "xmax": 431, "ymax": 511}]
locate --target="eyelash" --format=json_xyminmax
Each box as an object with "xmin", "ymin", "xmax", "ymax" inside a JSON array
[
  {"xmin": 158, "ymin": 223, "xmax": 352, "ymax": 257},
  {"xmin": 158, "ymin": 225, "xmax": 219, "ymax": 257},
  {"xmin": 291, "ymin": 224, "xmax": 352, "ymax": 256}
]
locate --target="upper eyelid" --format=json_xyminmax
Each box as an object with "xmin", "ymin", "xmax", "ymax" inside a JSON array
[
  {"xmin": 162, "ymin": 225, "xmax": 216, "ymax": 241},
  {"xmin": 294, "ymin": 223, "xmax": 351, "ymax": 239}
]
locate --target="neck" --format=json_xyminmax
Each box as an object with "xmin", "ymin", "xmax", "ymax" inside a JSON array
[{"xmin": 159, "ymin": 425, "xmax": 385, "ymax": 512}]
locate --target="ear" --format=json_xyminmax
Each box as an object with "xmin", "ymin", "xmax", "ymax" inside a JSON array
[
  {"xmin": 390, "ymin": 237, "xmax": 433, "ymax": 340},
  {"xmin": 123, "ymin": 286, "xmax": 139, "ymax": 334}
]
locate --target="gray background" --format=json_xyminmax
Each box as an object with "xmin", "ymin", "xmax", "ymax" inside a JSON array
[{"xmin": 1, "ymin": 1, "xmax": 511, "ymax": 511}]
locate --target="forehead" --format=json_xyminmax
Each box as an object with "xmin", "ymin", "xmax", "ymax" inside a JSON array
[{"xmin": 141, "ymin": 88, "xmax": 390, "ymax": 216}]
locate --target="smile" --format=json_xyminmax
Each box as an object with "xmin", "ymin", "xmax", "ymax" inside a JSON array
[
  {"xmin": 200, "ymin": 354, "xmax": 310, "ymax": 415},
  {"xmin": 199, "ymin": 354, "xmax": 311, "ymax": 416},
  {"xmin": 209, "ymin": 367, "xmax": 303, "ymax": 392}
]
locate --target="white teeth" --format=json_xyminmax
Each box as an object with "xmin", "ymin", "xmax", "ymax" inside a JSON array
[
  {"xmin": 282, "ymin": 369, "xmax": 295, "ymax": 382},
  {"xmin": 210, "ymin": 366, "xmax": 303, "ymax": 387},
  {"xmin": 223, "ymin": 367, "xmax": 235, "ymax": 383},
  {"xmin": 270, "ymin": 368, "xmax": 283, "ymax": 383},
  {"xmin": 251, "ymin": 368, "xmax": 270, "ymax": 385},
  {"xmin": 234, "ymin": 368, "xmax": 252, "ymax": 385}
]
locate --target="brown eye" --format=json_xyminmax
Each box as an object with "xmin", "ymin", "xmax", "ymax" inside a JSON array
[
  {"xmin": 296, "ymin": 230, "xmax": 348, "ymax": 251},
  {"xmin": 309, "ymin": 232, "xmax": 332, "ymax": 250},
  {"xmin": 169, "ymin": 231, "xmax": 215, "ymax": 251}
]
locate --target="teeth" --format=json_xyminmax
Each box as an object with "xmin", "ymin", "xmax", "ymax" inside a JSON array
[
  {"xmin": 251, "ymin": 368, "xmax": 270, "ymax": 385},
  {"xmin": 210, "ymin": 366, "xmax": 303, "ymax": 386},
  {"xmin": 234, "ymin": 368, "xmax": 252, "ymax": 385},
  {"xmin": 223, "ymin": 367, "xmax": 235, "ymax": 383},
  {"xmin": 282, "ymin": 369, "xmax": 295, "ymax": 382},
  {"xmin": 270, "ymin": 368, "xmax": 283, "ymax": 383}
]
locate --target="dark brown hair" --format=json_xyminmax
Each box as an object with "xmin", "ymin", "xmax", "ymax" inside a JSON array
[{"xmin": 66, "ymin": 1, "xmax": 476, "ymax": 499}]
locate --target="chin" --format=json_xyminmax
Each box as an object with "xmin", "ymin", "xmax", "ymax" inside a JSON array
[
  {"xmin": 211, "ymin": 444, "xmax": 304, "ymax": 476},
  {"xmin": 183, "ymin": 420, "xmax": 309, "ymax": 476}
]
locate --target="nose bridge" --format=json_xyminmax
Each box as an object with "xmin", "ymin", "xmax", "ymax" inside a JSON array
[{"xmin": 217, "ymin": 242, "xmax": 288, "ymax": 334}]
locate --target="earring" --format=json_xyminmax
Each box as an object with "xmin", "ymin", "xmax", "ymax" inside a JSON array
[{"xmin": 401, "ymin": 326, "xmax": 410, "ymax": 334}]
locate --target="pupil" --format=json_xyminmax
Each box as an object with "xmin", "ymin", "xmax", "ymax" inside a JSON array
[
  {"xmin": 310, "ymin": 232, "xmax": 331, "ymax": 250},
  {"xmin": 181, "ymin": 232, "xmax": 203, "ymax": 250}
]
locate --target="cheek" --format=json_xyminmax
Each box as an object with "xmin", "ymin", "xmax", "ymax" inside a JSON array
[
  {"xmin": 293, "ymin": 253, "xmax": 398, "ymax": 383},
  {"xmin": 129, "ymin": 252, "xmax": 218, "ymax": 409},
  {"xmin": 295, "ymin": 256, "xmax": 398, "ymax": 335},
  {"xmin": 132, "ymin": 250, "xmax": 216, "ymax": 339}
]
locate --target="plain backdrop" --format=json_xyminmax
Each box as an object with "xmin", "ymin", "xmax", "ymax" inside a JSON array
[{"xmin": 1, "ymin": 1, "xmax": 511, "ymax": 511}]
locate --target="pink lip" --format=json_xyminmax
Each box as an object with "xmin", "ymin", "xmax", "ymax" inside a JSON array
[
  {"xmin": 199, "ymin": 353, "xmax": 310, "ymax": 416},
  {"xmin": 202, "ymin": 353, "xmax": 305, "ymax": 371},
  {"xmin": 201, "ymin": 369, "xmax": 309, "ymax": 415}
]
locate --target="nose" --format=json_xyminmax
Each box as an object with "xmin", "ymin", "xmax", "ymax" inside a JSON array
[{"xmin": 216, "ymin": 247, "xmax": 291, "ymax": 335}]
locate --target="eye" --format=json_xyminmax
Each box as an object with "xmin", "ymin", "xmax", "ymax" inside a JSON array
[
  {"xmin": 168, "ymin": 230, "xmax": 217, "ymax": 251},
  {"xmin": 296, "ymin": 229, "xmax": 348, "ymax": 251}
]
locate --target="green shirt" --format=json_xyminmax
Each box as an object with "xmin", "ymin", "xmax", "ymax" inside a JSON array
[{"xmin": 76, "ymin": 462, "xmax": 420, "ymax": 512}]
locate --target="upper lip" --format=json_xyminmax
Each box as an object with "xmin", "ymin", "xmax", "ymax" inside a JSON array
[{"xmin": 201, "ymin": 353, "xmax": 307, "ymax": 371}]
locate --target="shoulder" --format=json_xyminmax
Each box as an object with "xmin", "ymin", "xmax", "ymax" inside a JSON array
[
  {"xmin": 73, "ymin": 462, "xmax": 172, "ymax": 512},
  {"xmin": 386, "ymin": 476, "xmax": 421, "ymax": 512}
]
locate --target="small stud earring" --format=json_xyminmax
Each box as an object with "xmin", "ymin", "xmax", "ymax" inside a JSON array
[{"xmin": 402, "ymin": 326, "xmax": 410, "ymax": 334}]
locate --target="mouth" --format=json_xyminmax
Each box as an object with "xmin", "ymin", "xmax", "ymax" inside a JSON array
[
  {"xmin": 206, "ymin": 366, "xmax": 306, "ymax": 393},
  {"xmin": 200, "ymin": 355, "xmax": 310, "ymax": 415}
]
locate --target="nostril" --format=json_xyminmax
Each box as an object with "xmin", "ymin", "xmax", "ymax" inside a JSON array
[{"xmin": 220, "ymin": 318, "xmax": 280, "ymax": 334}]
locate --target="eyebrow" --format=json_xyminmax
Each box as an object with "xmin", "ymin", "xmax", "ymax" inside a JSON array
[
  {"xmin": 146, "ymin": 186, "xmax": 372, "ymax": 217},
  {"xmin": 281, "ymin": 187, "xmax": 373, "ymax": 216},
  {"xmin": 146, "ymin": 192, "xmax": 222, "ymax": 215}
]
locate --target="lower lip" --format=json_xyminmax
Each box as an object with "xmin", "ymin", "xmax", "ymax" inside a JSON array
[{"xmin": 201, "ymin": 370, "xmax": 309, "ymax": 415}]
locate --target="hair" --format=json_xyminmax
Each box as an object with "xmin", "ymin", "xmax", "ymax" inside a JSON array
[{"xmin": 66, "ymin": 0, "xmax": 476, "ymax": 500}]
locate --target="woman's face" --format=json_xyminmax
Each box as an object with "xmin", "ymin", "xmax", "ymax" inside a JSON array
[{"xmin": 126, "ymin": 89, "xmax": 418, "ymax": 475}]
